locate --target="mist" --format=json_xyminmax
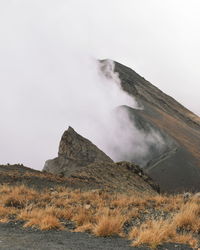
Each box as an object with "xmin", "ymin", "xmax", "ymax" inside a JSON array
[
  {"xmin": 0, "ymin": 48, "xmax": 166, "ymax": 169},
  {"xmin": 0, "ymin": 0, "xmax": 199, "ymax": 169}
]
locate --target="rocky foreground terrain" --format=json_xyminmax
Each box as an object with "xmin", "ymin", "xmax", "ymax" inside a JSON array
[
  {"xmin": 1, "ymin": 60, "xmax": 200, "ymax": 249},
  {"xmin": 0, "ymin": 163, "xmax": 198, "ymax": 250}
]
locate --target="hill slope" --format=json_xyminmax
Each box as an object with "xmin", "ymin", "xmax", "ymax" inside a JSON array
[{"xmin": 112, "ymin": 60, "xmax": 200, "ymax": 193}]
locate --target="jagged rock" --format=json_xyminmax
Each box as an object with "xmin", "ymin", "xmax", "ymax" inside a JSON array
[
  {"xmin": 58, "ymin": 126, "xmax": 113, "ymax": 163},
  {"xmin": 43, "ymin": 126, "xmax": 113, "ymax": 176},
  {"xmin": 43, "ymin": 127, "xmax": 159, "ymax": 194}
]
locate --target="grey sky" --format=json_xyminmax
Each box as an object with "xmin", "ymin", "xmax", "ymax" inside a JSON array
[{"xmin": 0, "ymin": 0, "xmax": 199, "ymax": 169}]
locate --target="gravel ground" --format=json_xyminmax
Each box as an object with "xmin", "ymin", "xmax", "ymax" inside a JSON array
[{"xmin": 0, "ymin": 222, "xmax": 193, "ymax": 250}]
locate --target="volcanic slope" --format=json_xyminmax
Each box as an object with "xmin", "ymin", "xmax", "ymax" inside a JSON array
[{"xmin": 113, "ymin": 60, "xmax": 200, "ymax": 193}]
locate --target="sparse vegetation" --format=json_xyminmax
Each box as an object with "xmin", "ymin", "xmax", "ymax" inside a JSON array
[
  {"xmin": 0, "ymin": 184, "xmax": 200, "ymax": 248},
  {"xmin": 92, "ymin": 211, "xmax": 126, "ymax": 237},
  {"xmin": 129, "ymin": 218, "xmax": 176, "ymax": 248}
]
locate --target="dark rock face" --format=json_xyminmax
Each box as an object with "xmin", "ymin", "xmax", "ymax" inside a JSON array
[
  {"xmin": 58, "ymin": 127, "xmax": 113, "ymax": 163},
  {"xmin": 111, "ymin": 60, "xmax": 200, "ymax": 193},
  {"xmin": 43, "ymin": 126, "xmax": 113, "ymax": 177}
]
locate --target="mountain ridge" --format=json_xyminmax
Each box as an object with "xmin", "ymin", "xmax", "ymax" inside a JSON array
[
  {"xmin": 114, "ymin": 60, "xmax": 200, "ymax": 129},
  {"xmin": 111, "ymin": 60, "xmax": 200, "ymax": 192}
]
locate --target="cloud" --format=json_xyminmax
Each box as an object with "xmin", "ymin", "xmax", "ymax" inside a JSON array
[
  {"xmin": 93, "ymin": 60, "xmax": 169, "ymax": 167},
  {"xmin": 0, "ymin": 43, "xmax": 166, "ymax": 169}
]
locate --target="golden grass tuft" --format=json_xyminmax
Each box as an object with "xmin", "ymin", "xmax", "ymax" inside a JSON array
[
  {"xmin": 0, "ymin": 185, "xmax": 13, "ymax": 194},
  {"xmin": 150, "ymin": 195, "xmax": 169, "ymax": 205},
  {"xmin": 173, "ymin": 202, "xmax": 200, "ymax": 232},
  {"xmin": 130, "ymin": 219, "xmax": 176, "ymax": 248},
  {"xmin": 20, "ymin": 207, "xmax": 64, "ymax": 230},
  {"xmin": 73, "ymin": 206, "xmax": 97, "ymax": 226},
  {"xmin": 128, "ymin": 226, "xmax": 140, "ymax": 240},
  {"xmin": 1, "ymin": 185, "xmax": 37, "ymax": 209},
  {"xmin": 0, "ymin": 205, "xmax": 16, "ymax": 218},
  {"xmin": 53, "ymin": 207, "xmax": 74, "ymax": 221},
  {"xmin": 111, "ymin": 195, "xmax": 133, "ymax": 208},
  {"xmin": 93, "ymin": 213, "xmax": 126, "ymax": 237},
  {"xmin": 24, "ymin": 214, "xmax": 63, "ymax": 230},
  {"xmin": 172, "ymin": 233, "xmax": 198, "ymax": 248}
]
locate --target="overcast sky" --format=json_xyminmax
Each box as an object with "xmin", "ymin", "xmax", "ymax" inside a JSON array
[{"xmin": 0, "ymin": 0, "xmax": 200, "ymax": 169}]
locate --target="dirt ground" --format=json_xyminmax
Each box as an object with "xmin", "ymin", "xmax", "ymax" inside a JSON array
[{"xmin": 0, "ymin": 221, "xmax": 193, "ymax": 250}]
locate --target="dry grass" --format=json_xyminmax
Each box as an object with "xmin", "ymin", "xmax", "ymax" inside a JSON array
[
  {"xmin": 1, "ymin": 185, "xmax": 38, "ymax": 209},
  {"xmin": 72, "ymin": 207, "xmax": 96, "ymax": 226},
  {"xmin": 130, "ymin": 219, "xmax": 176, "ymax": 248},
  {"xmin": 129, "ymin": 218, "xmax": 198, "ymax": 249},
  {"xmin": 18, "ymin": 207, "xmax": 65, "ymax": 230},
  {"xmin": 93, "ymin": 213, "xmax": 125, "ymax": 236},
  {"xmin": 24, "ymin": 214, "xmax": 63, "ymax": 230},
  {"xmin": 0, "ymin": 184, "xmax": 200, "ymax": 248},
  {"xmin": 173, "ymin": 202, "xmax": 200, "ymax": 232},
  {"xmin": 172, "ymin": 233, "xmax": 198, "ymax": 248},
  {"xmin": 0, "ymin": 206, "xmax": 16, "ymax": 217}
]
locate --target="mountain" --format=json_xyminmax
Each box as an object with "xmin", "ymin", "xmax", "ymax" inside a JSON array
[
  {"xmin": 111, "ymin": 60, "xmax": 200, "ymax": 193},
  {"xmin": 43, "ymin": 59, "xmax": 200, "ymax": 193}
]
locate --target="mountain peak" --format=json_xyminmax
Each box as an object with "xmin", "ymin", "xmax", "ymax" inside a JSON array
[
  {"xmin": 58, "ymin": 127, "xmax": 113, "ymax": 163},
  {"xmin": 43, "ymin": 126, "xmax": 113, "ymax": 177}
]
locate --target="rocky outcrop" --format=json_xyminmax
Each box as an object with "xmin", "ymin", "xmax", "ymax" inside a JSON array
[
  {"xmin": 43, "ymin": 127, "xmax": 159, "ymax": 194},
  {"xmin": 58, "ymin": 126, "xmax": 113, "ymax": 163},
  {"xmin": 43, "ymin": 126, "xmax": 113, "ymax": 177}
]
